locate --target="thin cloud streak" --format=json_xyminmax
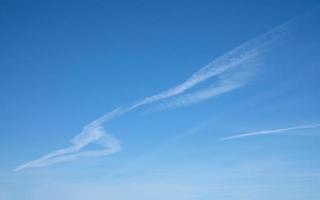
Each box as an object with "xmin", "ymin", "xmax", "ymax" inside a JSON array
[
  {"xmin": 14, "ymin": 109, "xmax": 123, "ymax": 171},
  {"xmin": 149, "ymin": 58, "xmax": 258, "ymax": 111},
  {"xmin": 220, "ymin": 124, "xmax": 320, "ymax": 141},
  {"xmin": 150, "ymin": 79, "xmax": 243, "ymax": 112},
  {"xmin": 15, "ymin": 19, "xmax": 292, "ymax": 171},
  {"xmin": 130, "ymin": 22, "xmax": 289, "ymax": 110}
]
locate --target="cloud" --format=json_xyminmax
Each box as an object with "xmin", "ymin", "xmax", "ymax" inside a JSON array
[
  {"xmin": 148, "ymin": 58, "xmax": 259, "ymax": 111},
  {"xmin": 220, "ymin": 124, "xmax": 320, "ymax": 140},
  {"xmin": 14, "ymin": 109, "xmax": 123, "ymax": 171},
  {"xmin": 149, "ymin": 79, "xmax": 243, "ymax": 111},
  {"xmin": 129, "ymin": 22, "xmax": 289, "ymax": 111},
  {"xmin": 15, "ymin": 18, "xmax": 292, "ymax": 171}
]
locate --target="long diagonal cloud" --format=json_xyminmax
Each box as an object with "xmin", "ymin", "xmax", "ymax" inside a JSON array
[
  {"xmin": 129, "ymin": 22, "xmax": 289, "ymax": 110},
  {"xmin": 14, "ymin": 19, "xmax": 292, "ymax": 171},
  {"xmin": 220, "ymin": 124, "xmax": 320, "ymax": 141}
]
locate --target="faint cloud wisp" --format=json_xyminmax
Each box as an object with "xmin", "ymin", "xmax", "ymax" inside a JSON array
[
  {"xmin": 15, "ymin": 18, "xmax": 292, "ymax": 171},
  {"xmin": 220, "ymin": 123, "xmax": 320, "ymax": 141}
]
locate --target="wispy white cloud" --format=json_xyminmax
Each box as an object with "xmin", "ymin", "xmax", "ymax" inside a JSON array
[
  {"xmin": 15, "ymin": 19, "xmax": 291, "ymax": 171},
  {"xmin": 131, "ymin": 23, "xmax": 289, "ymax": 111},
  {"xmin": 220, "ymin": 124, "xmax": 320, "ymax": 141},
  {"xmin": 149, "ymin": 58, "xmax": 258, "ymax": 111},
  {"xmin": 14, "ymin": 109, "xmax": 123, "ymax": 171},
  {"xmin": 149, "ymin": 79, "xmax": 243, "ymax": 111}
]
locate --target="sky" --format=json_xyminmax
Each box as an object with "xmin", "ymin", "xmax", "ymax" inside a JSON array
[{"xmin": 1, "ymin": 0, "xmax": 320, "ymax": 199}]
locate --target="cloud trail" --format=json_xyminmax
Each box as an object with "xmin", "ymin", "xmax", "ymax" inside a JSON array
[
  {"xmin": 14, "ymin": 108, "xmax": 123, "ymax": 171},
  {"xmin": 15, "ymin": 19, "xmax": 292, "ymax": 171},
  {"xmin": 129, "ymin": 22, "xmax": 289, "ymax": 110},
  {"xmin": 149, "ymin": 79, "xmax": 243, "ymax": 111},
  {"xmin": 148, "ymin": 58, "xmax": 258, "ymax": 111},
  {"xmin": 220, "ymin": 124, "xmax": 320, "ymax": 141}
]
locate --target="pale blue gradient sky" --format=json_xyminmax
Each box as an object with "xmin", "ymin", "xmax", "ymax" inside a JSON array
[{"xmin": 1, "ymin": 0, "xmax": 320, "ymax": 199}]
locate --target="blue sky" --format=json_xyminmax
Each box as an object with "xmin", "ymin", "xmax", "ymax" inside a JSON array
[{"xmin": 1, "ymin": 0, "xmax": 320, "ymax": 199}]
